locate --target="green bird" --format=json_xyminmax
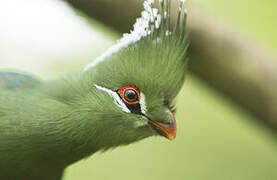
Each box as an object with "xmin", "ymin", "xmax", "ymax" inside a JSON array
[{"xmin": 0, "ymin": 0, "xmax": 188, "ymax": 179}]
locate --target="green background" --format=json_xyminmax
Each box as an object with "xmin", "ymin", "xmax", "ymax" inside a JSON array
[{"xmin": 192, "ymin": 0, "xmax": 277, "ymax": 52}]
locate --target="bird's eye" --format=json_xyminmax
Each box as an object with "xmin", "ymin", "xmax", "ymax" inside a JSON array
[
  {"xmin": 117, "ymin": 85, "xmax": 140, "ymax": 104},
  {"xmin": 124, "ymin": 89, "xmax": 138, "ymax": 102}
]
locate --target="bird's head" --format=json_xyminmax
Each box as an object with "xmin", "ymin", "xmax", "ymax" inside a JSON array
[{"xmin": 79, "ymin": 0, "xmax": 188, "ymax": 148}]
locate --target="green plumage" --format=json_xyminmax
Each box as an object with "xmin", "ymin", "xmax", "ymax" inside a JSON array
[{"xmin": 0, "ymin": 0, "xmax": 188, "ymax": 179}]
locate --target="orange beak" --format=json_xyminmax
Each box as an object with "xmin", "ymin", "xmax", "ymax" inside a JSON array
[{"xmin": 148, "ymin": 111, "xmax": 177, "ymax": 140}]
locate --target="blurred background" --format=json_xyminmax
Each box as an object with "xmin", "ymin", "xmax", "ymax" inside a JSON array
[{"xmin": 1, "ymin": 0, "xmax": 277, "ymax": 179}]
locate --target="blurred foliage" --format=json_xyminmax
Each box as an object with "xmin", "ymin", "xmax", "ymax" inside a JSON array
[{"xmin": 193, "ymin": 0, "xmax": 277, "ymax": 52}]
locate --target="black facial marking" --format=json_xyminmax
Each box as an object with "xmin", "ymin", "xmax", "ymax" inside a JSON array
[{"xmin": 126, "ymin": 103, "xmax": 143, "ymax": 115}]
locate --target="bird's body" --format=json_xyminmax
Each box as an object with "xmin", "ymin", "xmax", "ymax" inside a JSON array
[
  {"xmin": 0, "ymin": 73, "xmax": 82, "ymax": 179},
  {"xmin": 0, "ymin": 72, "xmax": 151, "ymax": 179},
  {"xmin": 0, "ymin": 0, "xmax": 188, "ymax": 179}
]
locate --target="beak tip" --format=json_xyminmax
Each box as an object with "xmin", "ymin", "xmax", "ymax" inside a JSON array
[
  {"xmin": 167, "ymin": 134, "xmax": 176, "ymax": 140},
  {"xmin": 148, "ymin": 111, "xmax": 177, "ymax": 141},
  {"xmin": 166, "ymin": 111, "xmax": 177, "ymax": 140}
]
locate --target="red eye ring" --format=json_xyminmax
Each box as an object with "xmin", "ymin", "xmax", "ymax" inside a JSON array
[{"xmin": 117, "ymin": 85, "xmax": 140, "ymax": 104}]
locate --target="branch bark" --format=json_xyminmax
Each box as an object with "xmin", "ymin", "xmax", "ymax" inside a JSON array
[{"xmin": 65, "ymin": 0, "xmax": 277, "ymax": 129}]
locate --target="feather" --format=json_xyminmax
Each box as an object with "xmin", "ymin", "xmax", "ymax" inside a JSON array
[{"xmin": 84, "ymin": 0, "xmax": 188, "ymax": 71}]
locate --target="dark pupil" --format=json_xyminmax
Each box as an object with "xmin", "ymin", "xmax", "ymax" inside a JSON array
[{"xmin": 124, "ymin": 90, "xmax": 137, "ymax": 102}]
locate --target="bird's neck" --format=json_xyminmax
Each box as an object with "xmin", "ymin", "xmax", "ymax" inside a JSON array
[
  {"xmin": 24, "ymin": 97, "xmax": 103, "ymax": 167},
  {"xmin": 2, "ymin": 84, "xmax": 108, "ymax": 176}
]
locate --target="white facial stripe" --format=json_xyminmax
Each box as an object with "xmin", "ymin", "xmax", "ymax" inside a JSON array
[
  {"xmin": 94, "ymin": 84, "xmax": 130, "ymax": 113},
  {"xmin": 139, "ymin": 92, "xmax": 147, "ymax": 114}
]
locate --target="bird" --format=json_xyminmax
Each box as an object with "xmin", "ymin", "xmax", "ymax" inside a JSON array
[{"xmin": 0, "ymin": 0, "xmax": 188, "ymax": 179}]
